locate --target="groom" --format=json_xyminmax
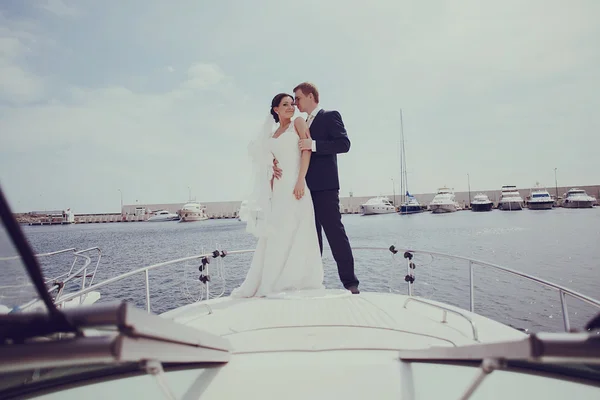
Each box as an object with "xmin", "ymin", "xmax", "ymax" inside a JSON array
[{"xmin": 273, "ymin": 82, "xmax": 360, "ymax": 294}]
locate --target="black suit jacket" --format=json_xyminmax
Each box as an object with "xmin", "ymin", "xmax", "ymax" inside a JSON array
[{"xmin": 305, "ymin": 109, "xmax": 350, "ymax": 192}]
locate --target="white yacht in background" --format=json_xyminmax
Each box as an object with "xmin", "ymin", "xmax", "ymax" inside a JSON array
[
  {"xmin": 498, "ymin": 185, "xmax": 524, "ymax": 211},
  {"xmin": 527, "ymin": 186, "xmax": 554, "ymax": 210},
  {"xmin": 562, "ymin": 188, "xmax": 595, "ymax": 208},
  {"xmin": 360, "ymin": 196, "xmax": 396, "ymax": 215},
  {"xmin": 429, "ymin": 187, "xmax": 460, "ymax": 213},
  {"xmin": 177, "ymin": 202, "xmax": 209, "ymax": 222},
  {"xmin": 470, "ymin": 193, "xmax": 493, "ymax": 212},
  {"xmin": 147, "ymin": 210, "xmax": 180, "ymax": 222},
  {"xmin": 237, "ymin": 200, "xmax": 248, "ymax": 221}
]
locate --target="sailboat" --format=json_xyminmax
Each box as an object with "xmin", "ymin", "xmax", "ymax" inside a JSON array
[
  {"xmin": 400, "ymin": 191, "xmax": 423, "ymax": 214},
  {"xmin": 398, "ymin": 109, "xmax": 423, "ymax": 215}
]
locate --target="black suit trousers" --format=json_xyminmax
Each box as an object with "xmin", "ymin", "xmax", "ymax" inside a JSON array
[{"xmin": 311, "ymin": 190, "xmax": 359, "ymax": 288}]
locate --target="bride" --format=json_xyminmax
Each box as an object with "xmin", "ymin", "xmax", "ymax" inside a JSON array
[{"xmin": 231, "ymin": 93, "xmax": 325, "ymax": 297}]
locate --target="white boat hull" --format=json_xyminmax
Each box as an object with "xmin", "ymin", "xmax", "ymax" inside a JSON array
[
  {"xmin": 360, "ymin": 205, "xmax": 396, "ymax": 215},
  {"xmin": 499, "ymin": 200, "xmax": 522, "ymax": 211},
  {"xmin": 180, "ymin": 214, "xmax": 209, "ymax": 222},
  {"xmin": 528, "ymin": 201, "xmax": 554, "ymax": 210},
  {"xmin": 430, "ymin": 203, "xmax": 457, "ymax": 213},
  {"xmin": 471, "ymin": 202, "xmax": 493, "ymax": 212},
  {"xmin": 563, "ymin": 200, "xmax": 593, "ymax": 208},
  {"xmin": 178, "ymin": 202, "xmax": 209, "ymax": 222},
  {"xmin": 147, "ymin": 215, "xmax": 180, "ymax": 222}
]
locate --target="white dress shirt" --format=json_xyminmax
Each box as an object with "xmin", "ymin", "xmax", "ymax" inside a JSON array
[{"xmin": 306, "ymin": 105, "xmax": 322, "ymax": 152}]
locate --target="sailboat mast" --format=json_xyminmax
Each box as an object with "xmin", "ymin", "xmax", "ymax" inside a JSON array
[
  {"xmin": 399, "ymin": 109, "xmax": 408, "ymax": 204},
  {"xmin": 399, "ymin": 110, "xmax": 403, "ymax": 205}
]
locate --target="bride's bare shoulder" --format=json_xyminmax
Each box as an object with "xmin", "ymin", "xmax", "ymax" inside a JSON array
[{"xmin": 293, "ymin": 117, "xmax": 309, "ymax": 138}]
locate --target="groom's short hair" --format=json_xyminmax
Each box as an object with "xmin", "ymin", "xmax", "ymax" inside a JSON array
[{"xmin": 293, "ymin": 82, "xmax": 320, "ymax": 103}]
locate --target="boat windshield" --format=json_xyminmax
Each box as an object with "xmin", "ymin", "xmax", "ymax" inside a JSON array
[
  {"xmin": 507, "ymin": 359, "xmax": 600, "ymax": 382},
  {"xmin": 0, "ymin": 363, "xmax": 143, "ymax": 396}
]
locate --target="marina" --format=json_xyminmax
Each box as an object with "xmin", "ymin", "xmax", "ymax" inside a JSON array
[{"xmin": 14, "ymin": 184, "xmax": 600, "ymax": 226}]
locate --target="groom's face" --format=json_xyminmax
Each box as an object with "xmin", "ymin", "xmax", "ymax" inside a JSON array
[{"xmin": 294, "ymin": 90, "xmax": 309, "ymax": 113}]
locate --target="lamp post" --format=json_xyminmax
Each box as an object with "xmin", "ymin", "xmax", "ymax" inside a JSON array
[
  {"xmin": 391, "ymin": 178, "xmax": 397, "ymax": 209},
  {"xmin": 554, "ymin": 168, "xmax": 559, "ymax": 205},
  {"xmin": 188, "ymin": 186, "xmax": 191, "ymax": 201},
  {"xmin": 117, "ymin": 189, "xmax": 123, "ymax": 213},
  {"xmin": 467, "ymin": 173, "xmax": 471, "ymax": 208}
]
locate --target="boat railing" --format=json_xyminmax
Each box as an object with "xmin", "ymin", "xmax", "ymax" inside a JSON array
[
  {"xmin": 55, "ymin": 249, "xmax": 247, "ymax": 312},
  {"xmin": 52, "ymin": 247, "xmax": 102, "ymax": 305},
  {"xmin": 378, "ymin": 245, "xmax": 599, "ymax": 333},
  {"xmin": 0, "ymin": 247, "xmax": 102, "ymax": 311},
  {"xmin": 403, "ymin": 297, "xmax": 479, "ymax": 341},
  {"xmin": 53, "ymin": 246, "xmax": 600, "ymax": 333}
]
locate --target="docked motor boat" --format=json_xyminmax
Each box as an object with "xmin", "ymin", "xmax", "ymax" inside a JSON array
[
  {"xmin": 237, "ymin": 200, "xmax": 248, "ymax": 221},
  {"xmin": 470, "ymin": 193, "xmax": 493, "ymax": 212},
  {"xmin": 498, "ymin": 185, "xmax": 524, "ymax": 211},
  {"xmin": 147, "ymin": 210, "xmax": 180, "ymax": 222},
  {"xmin": 562, "ymin": 188, "xmax": 595, "ymax": 208},
  {"xmin": 399, "ymin": 192, "xmax": 423, "ymax": 214},
  {"xmin": 527, "ymin": 187, "xmax": 554, "ymax": 210},
  {"xmin": 429, "ymin": 187, "xmax": 460, "ymax": 213},
  {"xmin": 177, "ymin": 202, "xmax": 209, "ymax": 222},
  {"xmin": 360, "ymin": 196, "xmax": 396, "ymax": 215}
]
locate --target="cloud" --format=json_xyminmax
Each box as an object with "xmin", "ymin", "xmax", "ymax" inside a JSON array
[
  {"xmin": 0, "ymin": 64, "xmax": 45, "ymax": 104},
  {"xmin": 0, "ymin": 37, "xmax": 22, "ymax": 59},
  {"xmin": 0, "ymin": 26, "xmax": 45, "ymax": 104},
  {"xmin": 37, "ymin": 0, "xmax": 80, "ymax": 18},
  {"xmin": 183, "ymin": 63, "xmax": 227, "ymax": 89},
  {"xmin": 1, "ymin": 61, "xmax": 252, "ymax": 154}
]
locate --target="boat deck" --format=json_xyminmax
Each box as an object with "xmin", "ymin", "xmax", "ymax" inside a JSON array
[{"xmin": 161, "ymin": 289, "xmax": 527, "ymax": 353}]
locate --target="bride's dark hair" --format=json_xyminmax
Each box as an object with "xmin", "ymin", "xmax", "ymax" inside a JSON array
[{"xmin": 270, "ymin": 93, "xmax": 293, "ymax": 123}]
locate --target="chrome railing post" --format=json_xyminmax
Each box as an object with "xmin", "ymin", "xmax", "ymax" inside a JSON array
[
  {"xmin": 81, "ymin": 266, "xmax": 86, "ymax": 291},
  {"xmin": 67, "ymin": 256, "xmax": 77, "ymax": 277},
  {"xmin": 559, "ymin": 290, "xmax": 570, "ymax": 332},
  {"xmin": 145, "ymin": 269, "xmax": 151, "ymax": 313},
  {"xmin": 206, "ymin": 262, "xmax": 210, "ymax": 301},
  {"xmin": 79, "ymin": 266, "xmax": 86, "ymax": 305},
  {"xmin": 469, "ymin": 261, "xmax": 474, "ymax": 312},
  {"xmin": 406, "ymin": 257, "xmax": 413, "ymax": 296}
]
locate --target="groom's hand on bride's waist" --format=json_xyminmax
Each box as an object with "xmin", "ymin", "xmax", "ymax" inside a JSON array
[{"xmin": 272, "ymin": 159, "xmax": 282, "ymax": 179}]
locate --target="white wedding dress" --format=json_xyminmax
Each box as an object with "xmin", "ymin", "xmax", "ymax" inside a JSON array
[{"xmin": 231, "ymin": 120, "xmax": 325, "ymax": 297}]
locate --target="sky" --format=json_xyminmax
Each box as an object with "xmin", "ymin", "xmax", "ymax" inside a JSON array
[{"xmin": 1, "ymin": 0, "xmax": 599, "ymax": 213}]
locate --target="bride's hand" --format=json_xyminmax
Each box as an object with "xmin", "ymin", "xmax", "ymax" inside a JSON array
[{"xmin": 293, "ymin": 180, "xmax": 305, "ymax": 200}]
